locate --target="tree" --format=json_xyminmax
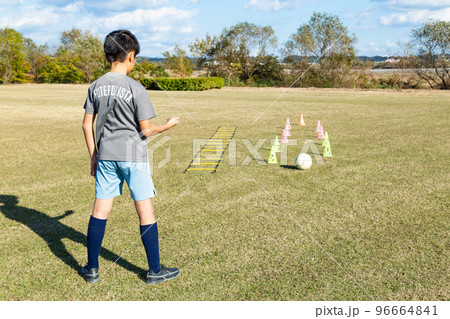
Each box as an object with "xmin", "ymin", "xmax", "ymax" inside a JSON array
[
  {"xmin": 252, "ymin": 55, "xmax": 284, "ymax": 85},
  {"xmin": 220, "ymin": 22, "xmax": 278, "ymax": 81},
  {"xmin": 129, "ymin": 59, "xmax": 169, "ymax": 80},
  {"xmin": 57, "ymin": 28, "xmax": 106, "ymax": 83},
  {"xmin": 189, "ymin": 22, "xmax": 279, "ymax": 84},
  {"xmin": 190, "ymin": 33, "xmax": 243, "ymax": 82},
  {"xmin": 163, "ymin": 45, "xmax": 193, "ymax": 77},
  {"xmin": 72, "ymin": 33, "xmax": 107, "ymax": 83},
  {"xmin": 411, "ymin": 20, "xmax": 449, "ymax": 90},
  {"xmin": 24, "ymin": 38, "xmax": 49, "ymax": 83},
  {"xmin": 60, "ymin": 28, "xmax": 83, "ymax": 49},
  {"xmin": 0, "ymin": 28, "xmax": 30, "ymax": 84},
  {"xmin": 285, "ymin": 12, "xmax": 356, "ymax": 87},
  {"xmin": 189, "ymin": 33, "xmax": 218, "ymax": 73},
  {"xmin": 39, "ymin": 52, "xmax": 85, "ymax": 84}
]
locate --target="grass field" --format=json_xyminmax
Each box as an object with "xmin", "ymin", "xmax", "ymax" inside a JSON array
[{"xmin": 0, "ymin": 84, "xmax": 448, "ymax": 301}]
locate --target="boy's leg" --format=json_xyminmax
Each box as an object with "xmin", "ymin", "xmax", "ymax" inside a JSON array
[
  {"xmin": 81, "ymin": 160, "xmax": 123, "ymax": 282},
  {"xmin": 92, "ymin": 197, "xmax": 114, "ymax": 219},
  {"xmin": 135, "ymin": 198, "xmax": 156, "ymax": 225},
  {"xmin": 136, "ymin": 198, "xmax": 179, "ymax": 284},
  {"xmin": 136, "ymin": 199, "xmax": 160, "ymax": 273},
  {"xmin": 87, "ymin": 198, "xmax": 113, "ymax": 270},
  {"xmin": 121, "ymin": 161, "xmax": 179, "ymax": 283}
]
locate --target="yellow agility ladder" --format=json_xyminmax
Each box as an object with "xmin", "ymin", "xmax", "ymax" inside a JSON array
[{"xmin": 184, "ymin": 126, "xmax": 237, "ymax": 173}]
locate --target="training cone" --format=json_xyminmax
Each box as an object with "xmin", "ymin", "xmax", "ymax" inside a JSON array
[
  {"xmin": 323, "ymin": 141, "xmax": 332, "ymax": 157},
  {"xmin": 268, "ymin": 146, "xmax": 278, "ymax": 164},
  {"xmin": 322, "ymin": 132, "xmax": 329, "ymax": 147},
  {"xmin": 298, "ymin": 114, "xmax": 305, "ymax": 126},
  {"xmin": 315, "ymin": 120, "xmax": 321, "ymax": 133},
  {"xmin": 284, "ymin": 119, "xmax": 291, "ymax": 136},
  {"xmin": 286, "ymin": 118, "xmax": 291, "ymax": 130},
  {"xmin": 317, "ymin": 125, "xmax": 324, "ymax": 139},
  {"xmin": 273, "ymin": 136, "xmax": 281, "ymax": 152},
  {"xmin": 281, "ymin": 129, "xmax": 289, "ymax": 143}
]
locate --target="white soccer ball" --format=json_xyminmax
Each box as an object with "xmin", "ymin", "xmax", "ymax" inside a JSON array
[{"xmin": 295, "ymin": 153, "xmax": 312, "ymax": 170}]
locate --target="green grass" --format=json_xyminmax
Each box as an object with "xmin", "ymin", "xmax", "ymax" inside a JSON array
[{"xmin": 0, "ymin": 84, "xmax": 448, "ymax": 300}]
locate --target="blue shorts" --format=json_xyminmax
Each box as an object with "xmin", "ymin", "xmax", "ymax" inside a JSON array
[{"xmin": 95, "ymin": 160, "xmax": 157, "ymax": 201}]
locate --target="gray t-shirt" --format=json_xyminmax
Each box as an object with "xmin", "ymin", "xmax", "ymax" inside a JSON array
[{"xmin": 84, "ymin": 72, "xmax": 157, "ymax": 162}]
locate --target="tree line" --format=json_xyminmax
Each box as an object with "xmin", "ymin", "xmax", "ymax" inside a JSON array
[{"xmin": 0, "ymin": 12, "xmax": 448, "ymax": 89}]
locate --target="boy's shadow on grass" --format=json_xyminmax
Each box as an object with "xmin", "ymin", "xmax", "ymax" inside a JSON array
[{"xmin": 0, "ymin": 194, "xmax": 145, "ymax": 279}]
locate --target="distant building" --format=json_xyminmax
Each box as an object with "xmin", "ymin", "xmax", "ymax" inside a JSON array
[{"xmin": 385, "ymin": 58, "xmax": 401, "ymax": 63}]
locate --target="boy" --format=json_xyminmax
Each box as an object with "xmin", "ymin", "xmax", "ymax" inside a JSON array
[{"xmin": 81, "ymin": 30, "xmax": 180, "ymax": 284}]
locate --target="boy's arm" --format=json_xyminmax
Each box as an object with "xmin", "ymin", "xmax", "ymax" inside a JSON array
[
  {"xmin": 139, "ymin": 116, "xmax": 179, "ymax": 137},
  {"xmin": 82, "ymin": 113, "xmax": 98, "ymax": 176}
]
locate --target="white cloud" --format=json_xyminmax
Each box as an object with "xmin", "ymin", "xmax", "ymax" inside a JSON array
[
  {"xmin": 60, "ymin": 3, "xmax": 81, "ymax": 14},
  {"xmin": 385, "ymin": 40, "xmax": 397, "ymax": 47},
  {"xmin": 180, "ymin": 25, "xmax": 195, "ymax": 33},
  {"xmin": 245, "ymin": 0, "xmax": 308, "ymax": 12},
  {"xmin": 0, "ymin": 3, "xmax": 83, "ymax": 45},
  {"xmin": 380, "ymin": 7, "xmax": 450, "ymax": 26},
  {"xmin": 0, "ymin": 1, "xmax": 198, "ymax": 56},
  {"xmin": 86, "ymin": 0, "xmax": 168, "ymax": 11},
  {"xmin": 380, "ymin": 0, "xmax": 450, "ymax": 8},
  {"xmin": 0, "ymin": 0, "xmax": 22, "ymax": 4},
  {"xmin": 0, "ymin": 5, "xmax": 66, "ymax": 29},
  {"xmin": 354, "ymin": 42, "xmax": 379, "ymax": 55},
  {"xmin": 95, "ymin": 7, "xmax": 198, "ymax": 55},
  {"xmin": 356, "ymin": 40, "xmax": 406, "ymax": 55},
  {"xmin": 138, "ymin": 32, "xmax": 181, "ymax": 54},
  {"xmin": 99, "ymin": 7, "xmax": 197, "ymax": 32}
]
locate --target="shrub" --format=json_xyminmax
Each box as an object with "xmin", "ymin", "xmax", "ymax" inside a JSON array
[
  {"xmin": 223, "ymin": 77, "xmax": 246, "ymax": 87},
  {"xmin": 141, "ymin": 77, "xmax": 224, "ymax": 91},
  {"xmin": 39, "ymin": 57, "xmax": 85, "ymax": 84}
]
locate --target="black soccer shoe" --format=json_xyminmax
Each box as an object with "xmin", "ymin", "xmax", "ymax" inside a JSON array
[
  {"xmin": 145, "ymin": 265, "xmax": 180, "ymax": 285},
  {"xmin": 79, "ymin": 266, "xmax": 99, "ymax": 283}
]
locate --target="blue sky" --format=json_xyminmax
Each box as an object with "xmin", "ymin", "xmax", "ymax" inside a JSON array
[{"xmin": 1, "ymin": 0, "xmax": 449, "ymax": 57}]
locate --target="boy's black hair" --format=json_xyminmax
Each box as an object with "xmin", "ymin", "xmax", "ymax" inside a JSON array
[{"xmin": 104, "ymin": 30, "xmax": 140, "ymax": 63}]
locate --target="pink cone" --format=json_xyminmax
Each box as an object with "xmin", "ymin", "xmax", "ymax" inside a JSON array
[
  {"xmin": 281, "ymin": 129, "xmax": 289, "ymax": 143},
  {"xmin": 286, "ymin": 118, "xmax": 291, "ymax": 130},
  {"xmin": 315, "ymin": 120, "xmax": 321, "ymax": 133},
  {"xmin": 317, "ymin": 125, "xmax": 324, "ymax": 139}
]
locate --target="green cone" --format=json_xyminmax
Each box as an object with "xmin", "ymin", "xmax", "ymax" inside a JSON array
[
  {"xmin": 323, "ymin": 142, "xmax": 332, "ymax": 157},
  {"xmin": 268, "ymin": 146, "xmax": 278, "ymax": 163}
]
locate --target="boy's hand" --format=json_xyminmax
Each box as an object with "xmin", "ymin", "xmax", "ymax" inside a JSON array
[
  {"xmin": 90, "ymin": 155, "xmax": 98, "ymax": 177},
  {"xmin": 165, "ymin": 116, "xmax": 180, "ymax": 128}
]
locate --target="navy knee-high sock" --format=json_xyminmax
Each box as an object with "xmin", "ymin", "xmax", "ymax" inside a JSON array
[
  {"xmin": 87, "ymin": 216, "xmax": 107, "ymax": 270},
  {"xmin": 140, "ymin": 222, "xmax": 161, "ymax": 273}
]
